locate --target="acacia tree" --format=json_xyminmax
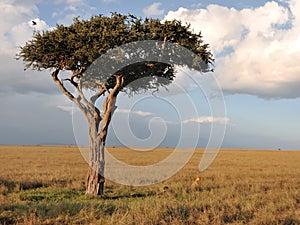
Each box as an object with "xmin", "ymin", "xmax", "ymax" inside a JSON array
[{"xmin": 18, "ymin": 13, "xmax": 213, "ymax": 196}]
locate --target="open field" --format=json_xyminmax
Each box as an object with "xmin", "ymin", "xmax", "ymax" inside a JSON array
[{"xmin": 0, "ymin": 146, "xmax": 299, "ymax": 225}]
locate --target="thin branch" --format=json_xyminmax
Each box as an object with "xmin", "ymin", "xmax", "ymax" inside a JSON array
[
  {"xmin": 90, "ymin": 87, "xmax": 106, "ymax": 104},
  {"xmin": 51, "ymin": 68, "xmax": 89, "ymax": 120},
  {"xmin": 76, "ymin": 78, "xmax": 102, "ymax": 131},
  {"xmin": 62, "ymin": 78, "xmax": 78, "ymax": 87},
  {"xmin": 78, "ymin": 81, "xmax": 94, "ymax": 110},
  {"xmin": 95, "ymin": 81, "xmax": 110, "ymax": 94},
  {"xmin": 51, "ymin": 69, "xmax": 75, "ymax": 101},
  {"xmin": 71, "ymin": 66, "xmax": 86, "ymax": 82},
  {"xmin": 98, "ymin": 75, "xmax": 123, "ymax": 140}
]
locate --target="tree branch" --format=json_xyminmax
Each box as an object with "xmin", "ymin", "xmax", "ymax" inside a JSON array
[
  {"xmin": 71, "ymin": 66, "xmax": 86, "ymax": 82},
  {"xmin": 51, "ymin": 68, "xmax": 89, "ymax": 119},
  {"xmin": 90, "ymin": 87, "xmax": 106, "ymax": 104},
  {"xmin": 57, "ymin": 68, "xmax": 103, "ymax": 131},
  {"xmin": 95, "ymin": 81, "xmax": 110, "ymax": 94},
  {"xmin": 76, "ymin": 79, "xmax": 102, "ymax": 128},
  {"xmin": 98, "ymin": 75, "xmax": 123, "ymax": 140},
  {"xmin": 51, "ymin": 69, "xmax": 75, "ymax": 101},
  {"xmin": 62, "ymin": 78, "xmax": 78, "ymax": 87}
]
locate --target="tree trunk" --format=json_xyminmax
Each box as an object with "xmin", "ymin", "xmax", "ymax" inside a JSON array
[
  {"xmin": 85, "ymin": 134, "xmax": 105, "ymax": 196},
  {"xmin": 85, "ymin": 75, "xmax": 122, "ymax": 196},
  {"xmin": 51, "ymin": 69, "xmax": 123, "ymax": 196},
  {"xmin": 86, "ymin": 167, "xmax": 105, "ymax": 196}
]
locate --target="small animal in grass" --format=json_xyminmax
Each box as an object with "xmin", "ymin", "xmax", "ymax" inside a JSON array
[
  {"xmin": 163, "ymin": 186, "xmax": 169, "ymax": 193},
  {"xmin": 191, "ymin": 177, "xmax": 200, "ymax": 187}
]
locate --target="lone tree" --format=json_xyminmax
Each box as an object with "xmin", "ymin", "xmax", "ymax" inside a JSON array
[{"xmin": 18, "ymin": 13, "xmax": 213, "ymax": 196}]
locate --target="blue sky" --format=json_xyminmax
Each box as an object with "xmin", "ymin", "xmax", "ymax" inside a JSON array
[{"xmin": 0, "ymin": 0, "xmax": 299, "ymax": 150}]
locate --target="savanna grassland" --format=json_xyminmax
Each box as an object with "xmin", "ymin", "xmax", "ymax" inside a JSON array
[{"xmin": 0, "ymin": 146, "xmax": 299, "ymax": 225}]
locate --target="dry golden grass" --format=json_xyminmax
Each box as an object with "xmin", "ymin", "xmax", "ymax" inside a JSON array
[{"xmin": 0, "ymin": 146, "xmax": 299, "ymax": 224}]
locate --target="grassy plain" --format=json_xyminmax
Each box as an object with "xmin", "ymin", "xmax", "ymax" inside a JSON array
[{"xmin": 0, "ymin": 145, "xmax": 299, "ymax": 224}]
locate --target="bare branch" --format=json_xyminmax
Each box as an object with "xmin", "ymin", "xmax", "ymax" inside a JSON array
[
  {"xmin": 51, "ymin": 68, "xmax": 89, "ymax": 120},
  {"xmin": 95, "ymin": 81, "xmax": 110, "ymax": 94},
  {"xmin": 76, "ymin": 79, "xmax": 102, "ymax": 131},
  {"xmin": 90, "ymin": 87, "xmax": 106, "ymax": 104},
  {"xmin": 62, "ymin": 78, "xmax": 78, "ymax": 87},
  {"xmin": 98, "ymin": 75, "xmax": 123, "ymax": 140},
  {"xmin": 71, "ymin": 66, "xmax": 86, "ymax": 81},
  {"xmin": 51, "ymin": 69, "xmax": 75, "ymax": 101}
]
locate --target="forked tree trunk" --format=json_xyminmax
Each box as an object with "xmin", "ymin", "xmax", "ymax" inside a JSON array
[
  {"xmin": 85, "ymin": 76, "xmax": 122, "ymax": 196},
  {"xmin": 52, "ymin": 69, "xmax": 123, "ymax": 196},
  {"xmin": 85, "ymin": 108, "xmax": 114, "ymax": 196}
]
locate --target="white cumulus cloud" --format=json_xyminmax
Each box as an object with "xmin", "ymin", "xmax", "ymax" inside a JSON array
[
  {"xmin": 165, "ymin": 0, "xmax": 300, "ymax": 99},
  {"xmin": 0, "ymin": 1, "xmax": 38, "ymax": 55},
  {"xmin": 143, "ymin": 2, "xmax": 164, "ymax": 16},
  {"xmin": 0, "ymin": 0, "xmax": 57, "ymax": 96}
]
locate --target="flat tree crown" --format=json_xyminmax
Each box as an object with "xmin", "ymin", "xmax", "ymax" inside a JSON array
[{"xmin": 18, "ymin": 13, "xmax": 213, "ymax": 93}]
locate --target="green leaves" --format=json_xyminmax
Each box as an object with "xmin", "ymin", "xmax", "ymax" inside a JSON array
[
  {"xmin": 18, "ymin": 13, "xmax": 213, "ymax": 73},
  {"xmin": 17, "ymin": 13, "xmax": 214, "ymax": 95}
]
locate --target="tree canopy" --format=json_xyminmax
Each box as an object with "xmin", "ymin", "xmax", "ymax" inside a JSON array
[{"xmin": 18, "ymin": 13, "xmax": 213, "ymax": 94}]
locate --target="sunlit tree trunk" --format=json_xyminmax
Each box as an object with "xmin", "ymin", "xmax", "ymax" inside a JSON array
[
  {"xmin": 85, "ymin": 75, "xmax": 122, "ymax": 196},
  {"xmin": 85, "ymin": 123, "xmax": 105, "ymax": 196},
  {"xmin": 52, "ymin": 69, "xmax": 123, "ymax": 196}
]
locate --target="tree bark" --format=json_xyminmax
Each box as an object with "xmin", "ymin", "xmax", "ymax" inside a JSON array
[
  {"xmin": 85, "ymin": 132, "xmax": 105, "ymax": 196},
  {"xmin": 86, "ymin": 123, "xmax": 105, "ymax": 196},
  {"xmin": 52, "ymin": 68, "xmax": 123, "ymax": 196},
  {"xmin": 85, "ymin": 75, "xmax": 123, "ymax": 196}
]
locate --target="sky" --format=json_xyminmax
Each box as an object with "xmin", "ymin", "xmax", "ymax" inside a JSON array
[{"xmin": 0, "ymin": 0, "xmax": 299, "ymax": 150}]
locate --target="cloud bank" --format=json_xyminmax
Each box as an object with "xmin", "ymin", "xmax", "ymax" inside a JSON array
[
  {"xmin": 0, "ymin": 0, "xmax": 59, "ymax": 96},
  {"xmin": 2, "ymin": 0, "xmax": 299, "ymax": 100},
  {"xmin": 165, "ymin": 0, "xmax": 300, "ymax": 99}
]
